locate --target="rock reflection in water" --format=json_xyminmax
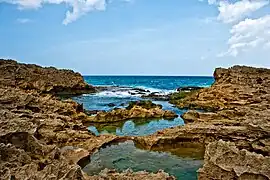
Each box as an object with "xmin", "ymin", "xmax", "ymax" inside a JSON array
[
  {"xmin": 82, "ymin": 141, "xmax": 203, "ymax": 180},
  {"xmin": 88, "ymin": 117, "xmax": 184, "ymax": 136}
]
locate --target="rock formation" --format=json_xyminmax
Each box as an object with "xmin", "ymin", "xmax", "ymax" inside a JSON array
[
  {"xmin": 0, "ymin": 59, "xmax": 96, "ymax": 94},
  {"xmin": 1, "ymin": 59, "xmax": 269, "ymax": 180},
  {"xmin": 135, "ymin": 66, "xmax": 270, "ymax": 179},
  {"xmin": 0, "ymin": 59, "xmax": 170, "ymax": 180},
  {"xmin": 85, "ymin": 100, "xmax": 178, "ymax": 123},
  {"xmin": 198, "ymin": 140, "xmax": 270, "ymax": 180}
]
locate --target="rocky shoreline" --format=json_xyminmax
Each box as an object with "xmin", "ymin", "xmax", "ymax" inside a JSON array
[
  {"xmin": 135, "ymin": 66, "xmax": 270, "ymax": 179},
  {"xmin": 1, "ymin": 59, "xmax": 269, "ymax": 180}
]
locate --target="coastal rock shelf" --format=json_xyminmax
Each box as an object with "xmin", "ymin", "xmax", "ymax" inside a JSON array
[
  {"xmin": 0, "ymin": 59, "xmax": 96, "ymax": 95},
  {"xmin": 137, "ymin": 66, "xmax": 270, "ymax": 179},
  {"xmin": 1, "ymin": 59, "xmax": 269, "ymax": 180},
  {"xmin": 0, "ymin": 59, "xmax": 167, "ymax": 179}
]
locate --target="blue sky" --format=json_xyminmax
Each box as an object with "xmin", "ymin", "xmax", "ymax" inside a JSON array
[{"xmin": 0, "ymin": 0, "xmax": 270, "ymax": 75}]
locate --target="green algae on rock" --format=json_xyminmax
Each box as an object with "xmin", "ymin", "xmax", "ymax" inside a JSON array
[{"xmin": 84, "ymin": 100, "xmax": 178, "ymax": 123}]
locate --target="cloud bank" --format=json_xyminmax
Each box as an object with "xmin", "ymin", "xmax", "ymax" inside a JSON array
[{"xmin": 204, "ymin": 0, "xmax": 270, "ymax": 57}]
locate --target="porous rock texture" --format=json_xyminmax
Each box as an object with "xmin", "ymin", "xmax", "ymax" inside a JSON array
[
  {"xmin": 135, "ymin": 66, "xmax": 270, "ymax": 179},
  {"xmin": 0, "ymin": 59, "xmax": 96, "ymax": 94},
  {"xmin": 0, "ymin": 59, "xmax": 173, "ymax": 180},
  {"xmin": 199, "ymin": 140, "xmax": 270, "ymax": 180}
]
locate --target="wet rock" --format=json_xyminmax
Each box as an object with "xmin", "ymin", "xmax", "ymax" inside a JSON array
[
  {"xmin": 126, "ymin": 100, "xmax": 162, "ymax": 110},
  {"xmin": 142, "ymin": 92, "xmax": 170, "ymax": 101},
  {"xmin": 85, "ymin": 100, "xmax": 178, "ymax": 123},
  {"xmin": 177, "ymin": 86, "xmax": 203, "ymax": 92},
  {"xmin": 107, "ymin": 103, "xmax": 116, "ymax": 107}
]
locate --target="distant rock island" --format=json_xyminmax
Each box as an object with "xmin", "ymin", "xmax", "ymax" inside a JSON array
[{"xmin": 0, "ymin": 59, "xmax": 269, "ymax": 179}]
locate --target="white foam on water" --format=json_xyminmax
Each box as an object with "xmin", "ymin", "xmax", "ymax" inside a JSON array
[
  {"xmin": 84, "ymin": 85, "xmax": 176, "ymax": 98},
  {"xmin": 134, "ymin": 86, "xmax": 176, "ymax": 95}
]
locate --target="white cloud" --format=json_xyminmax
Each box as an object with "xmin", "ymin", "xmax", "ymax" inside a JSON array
[
  {"xmin": 1, "ymin": 0, "xmax": 127, "ymax": 25},
  {"xmin": 62, "ymin": 0, "xmax": 106, "ymax": 25},
  {"xmin": 17, "ymin": 18, "xmax": 33, "ymax": 23},
  {"xmin": 219, "ymin": 15, "xmax": 270, "ymax": 57},
  {"xmin": 203, "ymin": 0, "xmax": 270, "ymax": 57},
  {"xmin": 217, "ymin": 0, "xmax": 269, "ymax": 23}
]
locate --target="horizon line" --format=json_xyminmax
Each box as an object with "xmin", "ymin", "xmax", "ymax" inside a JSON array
[{"xmin": 82, "ymin": 74, "xmax": 214, "ymax": 77}]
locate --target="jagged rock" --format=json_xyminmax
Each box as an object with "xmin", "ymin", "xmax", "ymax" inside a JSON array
[
  {"xmin": 198, "ymin": 140, "xmax": 270, "ymax": 180},
  {"xmin": 0, "ymin": 59, "xmax": 96, "ymax": 95},
  {"xmin": 85, "ymin": 101, "xmax": 178, "ymax": 123},
  {"xmin": 0, "ymin": 59, "xmax": 173, "ymax": 180},
  {"xmin": 135, "ymin": 66, "xmax": 270, "ymax": 180}
]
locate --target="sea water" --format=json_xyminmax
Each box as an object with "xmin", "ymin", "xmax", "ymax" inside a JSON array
[{"xmin": 72, "ymin": 76, "xmax": 214, "ymax": 136}]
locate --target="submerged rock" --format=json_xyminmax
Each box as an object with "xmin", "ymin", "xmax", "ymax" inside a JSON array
[
  {"xmin": 141, "ymin": 92, "xmax": 170, "ymax": 101},
  {"xmin": 177, "ymin": 86, "xmax": 203, "ymax": 92},
  {"xmin": 84, "ymin": 100, "xmax": 178, "ymax": 123}
]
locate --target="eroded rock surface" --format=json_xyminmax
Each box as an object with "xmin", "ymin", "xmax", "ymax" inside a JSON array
[
  {"xmin": 0, "ymin": 59, "xmax": 96, "ymax": 94},
  {"xmin": 136, "ymin": 66, "xmax": 270, "ymax": 179},
  {"xmin": 0, "ymin": 59, "xmax": 171, "ymax": 180},
  {"xmin": 199, "ymin": 140, "xmax": 270, "ymax": 180},
  {"xmin": 89, "ymin": 169, "xmax": 175, "ymax": 180},
  {"xmin": 85, "ymin": 100, "xmax": 178, "ymax": 123}
]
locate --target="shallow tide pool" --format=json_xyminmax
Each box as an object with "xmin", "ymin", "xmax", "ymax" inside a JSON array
[{"xmin": 82, "ymin": 141, "xmax": 203, "ymax": 180}]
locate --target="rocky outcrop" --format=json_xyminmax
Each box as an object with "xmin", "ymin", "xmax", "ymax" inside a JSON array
[
  {"xmin": 198, "ymin": 140, "xmax": 270, "ymax": 180},
  {"xmin": 0, "ymin": 59, "xmax": 174, "ymax": 180},
  {"xmin": 0, "ymin": 59, "xmax": 96, "ymax": 94},
  {"xmin": 136, "ymin": 66, "xmax": 270, "ymax": 179},
  {"xmin": 85, "ymin": 101, "xmax": 178, "ymax": 123},
  {"xmin": 171, "ymin": 66, "xmax": 270, "ymax": 111},
  {"xmin": 0, "ymin": 81, "xmax": 120, "ymax": 179}
]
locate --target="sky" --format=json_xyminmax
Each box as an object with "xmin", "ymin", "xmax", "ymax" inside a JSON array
[{"xmin": 0, "ymin": 0, "xmax": 270, "ymax": 75}]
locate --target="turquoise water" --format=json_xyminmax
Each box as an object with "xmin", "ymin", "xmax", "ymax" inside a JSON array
[
  {"xmin": 83, "ymin": 141, "xmax": 203, "ymax": 180},
  {"xmin": 72, "ymin": 76, "xmax": 214, "ymax": 136},
  {"xmin": 75, "ymin": 76, "xmax": 212, "ymax": 179}
]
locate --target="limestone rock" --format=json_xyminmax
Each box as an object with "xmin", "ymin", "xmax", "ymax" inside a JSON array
[
  {"xmin": 198, "ymin": 140, "xmax": 270, "ymax": 180},
  {"xmin": 85, "ymin": 101, "xmax": 178, "ymax": 123},
  {"xmin": 0, "ymin": 59, "xmax": 96, "ymax": 94}
]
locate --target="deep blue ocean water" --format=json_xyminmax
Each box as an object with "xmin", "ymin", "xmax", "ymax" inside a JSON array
[{"xmin": 84, "ymin": 76, "xmax": 214, "ymax": 91}]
